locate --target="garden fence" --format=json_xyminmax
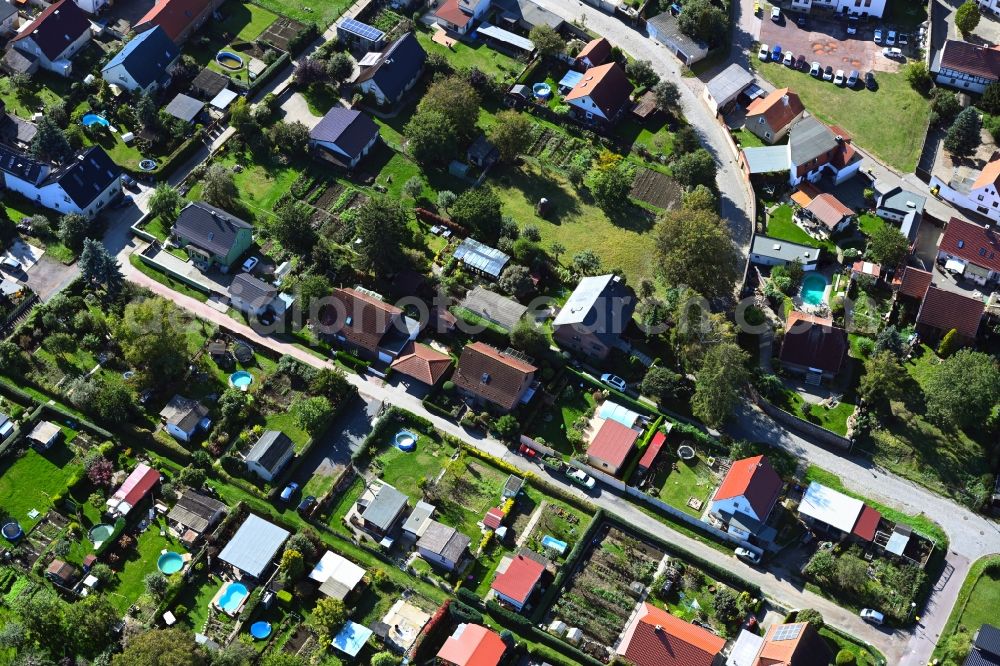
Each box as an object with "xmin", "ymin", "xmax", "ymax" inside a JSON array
[{"xmin": 755, "ymin": 395, "xmax": 853, "ymax": 450}]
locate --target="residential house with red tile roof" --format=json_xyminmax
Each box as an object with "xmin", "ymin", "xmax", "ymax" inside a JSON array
[
  {"xmin": 433, "ymin": 0, "xmax": 491, "ymax": 34},
  {"xmin": 11, "ymin": 0, "xmax": 92, "ymax": 76},
  {"xmin": 319, "ymin": 288, "xmax": 419, "ymax": 363},
  {"xmin": 752, "ymin": 621, "xmax": 831, "ymax": 665},
  {"xmin": 797, "ymin": 192, "xmax": 854, "ymax": 238},
  {"xmin": 936, "ymin": 217, "xmax": 1000, "ymax": 286},
  {"xmin": 390, "ymin": 342, "xmax": 451, "ymax": 386},
  {"xmin": 745, "ymin": 89, "xmax": 804, "ymax": 144},
  {"xmin": 436, "ymin": 623, "xmax": 507, "ymax": 666},
  {"xmin": 586, "ymin": 418, "xmax": 639, "ymax": 476},
  {"xmin": 709, "ymin": 455, "xmax": 783, "ymax": 540},
  {"xmin": 779, "ymin": 311, "xmax": 847, "ymax": 382},
  {"xmin": 930, "ymin": 157, "xmax": 1000, "ymax": 225},
  {"xmin": 452, "ymin": 342, "xmax": 536, "ymax": 412},
  {"xmin": 134, "ymin": 0, "xmax": 223, "ymax": 43},
  {"xmin": 564, "ymin": 62, "xmax": 634, "ymax": 126},
  {"xmin": 916, "ymin": 286, "xmax": 985, "ymax": 341},
  {"xmin": 491, "ymin": 552, "xmax": 546, "ymax": 611},
  {"xmin": 575, "ymin": 36, "xmax": 612, "ymax": 69},
  {"xmin": 617, "ymin": 603, "xmax": 725, "ymax": 666},
  {"xmin": 892, "ymin": 266, "xmax": 933, "ymax": 299},
  {"xmin": 932, "ymin": 39, "xmax": 1000, "ymax": 94}
]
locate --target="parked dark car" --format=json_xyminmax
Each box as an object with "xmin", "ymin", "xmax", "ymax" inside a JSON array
[
  {"xmin": 297, "ymin": 495, "xmax": 317, "ymax": 515},
  {"xmin": 121, "ymin": 174, "xmax": 138, "ymax": 191},
  {"xmin": 795, "ymin": 54, "xmax": 807, "ymax": 70},
  {"xmin": 865, "ymin": 71, "xmax": 877, "ymax": 90}
]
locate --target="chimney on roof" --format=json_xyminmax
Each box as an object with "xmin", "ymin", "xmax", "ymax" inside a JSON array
[
  {"xmin": 835, "ymin": 135, "xmax": 844, "ymax": 143},
  {"xmin": 782, "ymin": 94, "xmax": 789, "ymax": 106},
  {"xmin": 654, "ymin": 625, "xmax": 663, "ymax": 632}
]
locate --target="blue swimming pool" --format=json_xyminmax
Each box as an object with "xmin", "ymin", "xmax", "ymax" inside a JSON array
[
  {"xmin": 229, "ymin": 371, "xmax": 252, "ymax": 390},
  {"xmin": 800, "ymin": 273, "xmax": 828, "ymax": 306},
  {"xmin": 81, "ymin": 113, "xmax": 109, "ymax": 127},
  {"xmin": 158, "ymin": 552, "xmax": 184, "ymax": 575},
  {"xmin": 216, "ymin": 582, "xmax": 249, "ymax": 614}
]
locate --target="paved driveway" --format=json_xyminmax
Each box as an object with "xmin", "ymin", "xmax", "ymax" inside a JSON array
[
  {"xmin": 280, "ymin": 92, "xmax": 325, "ymax": 129},
  {"xmin": 291, "ymin": 395, "xmax": 382, "ymax": 487},
  {"xmin": 760, "ymin": 15, "xmax": 898, "ymax": 73}
]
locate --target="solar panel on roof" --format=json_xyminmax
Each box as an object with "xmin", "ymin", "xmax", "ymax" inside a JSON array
[
  {"xmin": 773, "ymin": 624, "xmax": 803, "ymax": 641},
  {"xmin": 340, "ymin": 18, "xmax": 384, "ymax": 42}
]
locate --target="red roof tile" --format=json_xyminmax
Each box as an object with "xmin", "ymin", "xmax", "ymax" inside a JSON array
[
  {"xmin": 939, "ymin": 217, "xmax": 1000, "ymax": 274},
  {"xmin": 453, "ymin": 343, "xmax": 536, "ymax": 411},
  {"xmin": 638, "ymin": 431, "xmax": 666, "ymax": 471},
  {"xmin": 437, "ymin": 624, "xmax": 506, "ymax": 666},
  {"xmin": 390, "ymin": 342, "xmax": 451, "ymax": 385},
  {"xmin": 135, "ymin": 0, "xmax": 214, "ymax": 42},
  {"xmin": 893, "ymin": 266, "xmax": 932, "ymax": 299},
  {"xmin": 434, "ymin": 0, "xmax": 473, "ymax": 28},
  {"xmin": 713, "ymin": 455, "xmax": 783, "ymax": 521},
  {"xmin": 805, "ymin": 193, "xmax": 854, "ymax": 230},
  {"xmin": 745, "ymin": 88, "xmax": 804, "ymax": 133},
  {"xmin": 576, "ymin": 37, "xmax": 612, "ymax": 66},
  {"xmin": 110, "ymin": 463, "xmax": 160, "ymax": 514},
  {"xmin": 852, "ymin": 261, "xmax": 881, "ymax": 279},
  {"xmin": 971, "ymin": 157, "xmax": 1000, "ymax": 190},
  {"xmin": 852, "ymin": 505, "xmax": 881, "ymax": 542},
  {"xmin": 565, "ymin": 62, "xmax": 634, "ymax": 118},
  {"xmin": 491, "ymin": 554, "xmax": 544, "ymax": 605},
  {"xmin": 587, "ymin": 419, "xmax": 639, "ymax": 472},
  {"xmin": 939, "ymin": 39, "xmax": 1000, "ymax": 81},
  {"xmin": 916, "ymin": 286, "xmax": 984, "ymax": 339},
  {"xmin": 619, "ymin": 604, "xmax": 725, "ymax": 666},
  {"xmin": 483, "ymin": 507, "xmax": 504, "ymax": 530},
  {"xmin": 757, "ymin": 621, "xmax": 830, "ymax": 665},
  {"xmin": 321, "ymin": 288, "xmax": 402, "ymax": 354}
]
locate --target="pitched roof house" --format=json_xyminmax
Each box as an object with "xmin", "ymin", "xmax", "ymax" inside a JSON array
[
  {"xmin": 617, "ymin": 603, "xmax": 725, "ymax": 666},
  {"xmin": 779, "ymin": 311, "xmax": 847, "ymax": 381},
  {"xmin": 0, "ymin": 145, "xmax": 121, "ymax": 220},
  {"xmin": 875, "ymin": 183, "xmax": 925, "ymax": 241},
  {"xmin": 491, "ymin": 552, "xmax": 546, "ymax": 611},
  {"xmin": 167, "ymin": 489, "xmax": 227, "ymax": 541},
  {"xmin": 416, "ymin": 520, "xmax": 470, "ymax": 571},
  {"xmin": 576, "ymin": 36, "xmax": 612, "ymax": 69},
  {"xmin": 320, "ymin": 288, "xmax": 418, "ymax": 362},
  {"xmin": 710, "ymin": 455, "xmax": 783, "ymax": 539},
  {"xmin": 930, "ymin": 155, "xmax": 1000, "ymax": 224},
  {"xmin": 245, "ymin": 431, "xmax": 295, "ymax": 482},
  {"xmin": 228, "ymin": 272, "xmax": 287, "ymax": 318},
  {"xmin": 798, "ymin": 192, "xmax": 855, "ymax": 238},
  {"xmin": 786, "ymin": 117, "xmax": 861, "ymax": 187},
  {"xmin": 744, "ymin": 88, "xmax": 804, "ymax": 144},
  {"xmin": 309, "ymin": 550, "xmax": 367, "ymax": 600},
  {"xmin": 565, "ymin": 62, "xmax": 634, "ymax": 125},
  {"xmin": 586, "ymin": 419, "xmax": 639, "ymax": 476},
  {"xmin": 749, "ymin": 236, "xmax": 819, "ymax": 270},
  {"xmin": 101, "ymin": 26, "xmax": 179, "ymax": 94},
  {"xmin": 134, "ymin": 0, "xmax": 223, "ymax": 43},
  {"xmin": 966, "ymin": 624, "xmax": 1000, "ymax": 666},
  {"xmin": 493, "ymin": 0, "xmax": 564, "ymax": 32},
  {"xmin": 354, "ymin": 32, "xmax": 426, "ymax": 106},
  {"xmin": 933, "ymin": 39, "xmax": 1000, "ymax": 93},
  {"xmin": 892, "ymin": 266, "xmax": 933, "ymax": 299},
  {"xmin": 937, "ymin": 217, "xmax": 1000, "ymax": 285},
  {"xmin": 452, "ymin": 342, "xmax": 537, "ymax": 412},
  {"xmin": 159, "ymin": 395, "xmax": 210, "ymax": 442},
  {"xmin": 753, "ymin": 621, "xmax": 832, "ymax": 665},
  {"xmin": 218, "ymin": 513, "xmax": 289, "ymax": 579},
  {"xmin": 360, "ymin": 482, "xmax": 409, "ymax": 536},
  {"xmin": 11, "ymin": 0, "xmax": 92, "ymax": 76},
  {"xmin": 170, "ymin": 201, "xmax": 252, "ymax": 272},
  {"xmin": 389, "ymin": 342, "xmax": 451, "ymax": 386},
  {"xmin": 916, "ymin": 286, "xmax": 985, "ymax": 340},
  {"xmin": 703, "ymin": 63, "xmax": 755, "ymax": 114},
  {"xmin": 552, "ymin": 274, "xmax": 635, "ymax": 360},
  {"xmin": 461, "ymin": 286, "xmax": 528, "ymax": 331},
  {"xmin": 309, "ymin": 108, "xmax": 380, "ymax": 168},
  {"xmin": 437, "ymin": 624, "xmax": 507, "ymax": 666}
]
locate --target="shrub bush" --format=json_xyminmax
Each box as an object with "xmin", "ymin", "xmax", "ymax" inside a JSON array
[{"xmin": 835, "ymin": 649, "xmax": 856, "ymax": 665}]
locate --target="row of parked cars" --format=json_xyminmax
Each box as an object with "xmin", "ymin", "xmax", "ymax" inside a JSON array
[{"xmin": 758, "ymin": 43, "xmax": 877, "ymax": 91}]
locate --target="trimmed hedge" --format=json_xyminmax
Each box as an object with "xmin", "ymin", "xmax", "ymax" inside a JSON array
[
  {"xmin": 485, "ymin": 600, "xmax": 604, "ymax": 666},
  {"xmin": 449, "ymin": 600, "xmax": 484, "ymax": 624},
  {"xmin": 335, "ymin": 351, "xmax": 370, "ymax": 373}
]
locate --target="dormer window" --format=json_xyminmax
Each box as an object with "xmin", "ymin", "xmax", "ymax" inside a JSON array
[
  {"xmin": 958, "ymin": 240, "xmax": 965, "ymax": 248},
  {"xmin": 480, "ymin": 372, "xmax": 490, "ymax": 384},
  {"xmin": 345, "ymin": 316, "xmax": 353, "ymax": 326}
]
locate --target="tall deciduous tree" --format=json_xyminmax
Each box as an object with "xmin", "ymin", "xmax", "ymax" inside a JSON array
[
  {"xmin": 924, "ymin": 349, "xmax": 1000, "ymax": 429},
  {"xmin": 529, "ymin": 24, "xmax": 566, "ymax": 58},
  {"xmin": 865, "ymin": 224, "xmax": 909, "ymax": 266},
  {"xmin": 858, "ymin": 350, "xmax": 907, "ymax": 406},
  {"xmin": 450, "ymin": 187, "xmax": 503, "ymax": 241},
  {"xmin": 405, "ymin": 109, "xmax": 458, "ymax": 164},
  {"xmin": 487, "ymin": 110, "xmax": 533, "ymax": 162},
  {"xmin": 591, "ymin": 163, "xmax": 633, "ymax": 213},
  {"xmin": 955, "ymin": 0, "xmax": 981, "ymax": 35},
  {"xmin": 31, "ymin": 116, "xmax": 72, "ymax": 163},
  {"xmin": 270, "ymin": 199, "xmax": 316, "ymax": 255},
  {"xmin": 202, "ymin": 164, "xmax": 239, "ymax": 212},
  {"xmin": 509, "ymin": 317, "xmax": 549, "ymax": 357},
  {"xmin": 672, "ymin": 148, "xmax": 717, "ymax": 189},
  {"xmin": 691, "ymin": 342, "xmax": 749, "ymax": 428},
  {"xmin": 112, "ymin": 297, "xmax": 190, "ymax": 386},
  {"xmin": 652, "ymin": 80, "xmax": 681, "ymax": 110},
  {"xmin": 944, "ymin": 106, "xmax": 982, "ymax": 158},
  {"xmin": 677, "ymin": 0, "xmax": 727, "ymax": 44},
  {"xmin": 653, "ymin": 205, "xmax": 738, "ymax": 301},
  {"xmin": 355, "ymin": 195, "xmax": 409, "ymax": 273},
  {"xmin": 308, "ymin": 598, "xmax": 347, "ymax": 639},
  {"xmin": 112, "ymin": 628, "xmax": 209, "ymax": 666},
  {"xmin": 417, "ymin": 76, "xmax": 481, "ymax": 142},
  {"xmin": 57, "ymin": 213, "xmax": 89, "ymax": 252},
  {"xmin": 149, "ymin": 184, "xmax": 182, "ymax": 225}
]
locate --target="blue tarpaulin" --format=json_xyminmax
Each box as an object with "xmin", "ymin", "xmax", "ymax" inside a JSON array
[{"xmin": 558, "ymin": 70, "xmax": 583, "ymax": 91}]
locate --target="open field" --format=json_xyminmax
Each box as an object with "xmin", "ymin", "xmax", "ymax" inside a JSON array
[{"xmin": 754, "ymin": 62, "xmax": 929, "ymax": 172}]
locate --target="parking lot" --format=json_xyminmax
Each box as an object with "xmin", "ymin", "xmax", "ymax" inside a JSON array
[{"xmin": 759, "ymin": 13, "xmax": 902, "ymax": 75}]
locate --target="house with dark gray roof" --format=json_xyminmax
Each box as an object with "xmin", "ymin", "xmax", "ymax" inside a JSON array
[
  {"xmin": 416, "ymin": 520, "xmax": 471, "ymax": 572},
  {"xmin": 229, "ymin": 272, "xmax": 288, "ymax": 318},
  {"xmin": 309, "ymin": 107, "xmax": 380, "ymax": 169},
  {"xmin": 787, "ymin": 117, "xmax": 862, "ymax": 187},
  {"xmin": 354, "ymin": 32, "xmax": 426, "ymax": 107},
  {"xmin": 0, "ymin": 108, "xmax": 38, "ymax": 149},
  {"xmin": 749, "ymin": 236, "xmax": 819, "ymax": 270},
  {"xmin": 159, "ymin": 394, "xmax": 210, "ymax": 442},
  {"xmin": 552, "ymin": 274, "xmax": 634, "ymax": 361},
  {"xmin": 359, "ymin": 482, "xmax": 409, "ymax": 538},
  {"xmin": 493, "ymin": 0, "xmax": 563, "ymax": 33},
  {"xmin": 875, "ymin": 182, "xmax": 925, "ymax": 243},
  {"xmin": 0, "ymin": 2, "xmax": 18, "ymax": 37},
  {"xmin": 11, "ymin": 0, "xmax": 92, "ymax": 76},
  {"xmin": 189, "ymin": 68, "xmax": 229, "ymax": 100},
  {"xmin": 646, "ymin": 11, "xmax": 708, "ymax": 66},
  {"xmin": 245, "ymin": 430, "xmax": 294, "ymax": 482},
  {"xmin": 101, "ymin": 26, "xmax": 179, "ymax": 94},
  {"xmin": 167, "ymin": 489, "xmax": 227, "ymax": 543},
  {"xmin": 965, "ymin": 624, "xmax": 1000, "ymax": 666},
  {"xmin": 0, "ymin": 145, "xmax": 121, "ymax": 220},
  {"xmin": 171, "ymin": 201, "xmax": 253, "ymax": 272}
]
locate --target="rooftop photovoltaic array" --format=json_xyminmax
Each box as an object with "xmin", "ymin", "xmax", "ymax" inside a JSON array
[
  {"xmin": 340, "ymin": 18, "xmax": 385, "ymax": 42},
  {"xmin": 773, "ymin": 624, "xmax": 803, "ymax": 642}
]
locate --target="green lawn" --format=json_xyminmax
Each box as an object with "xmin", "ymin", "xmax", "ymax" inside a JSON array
[
  {"xmin": 105, "ymin": 518, "xmax": 189, "ymax": 613},
  {"xmin": 773, "ymin": 388, "xmax": 855, "ymax": 436},
  {"xmin": 187, "ymin": 153, "xmax": 304, "ymax": 221},
  {"xmin": 731, "ymin": 128, "xmax": 767, "ymax": 149},
  {"xmin": 432, "ymin": 453, "xmax": 509, "ymax": 536},
  {"xmin": 766, "ymin": 205, "xmax": 836, "ymax": 254},
  {"xmin": 493, "ymin": 162, "xmax": 657, "ymax": 286},
  {"xmin": 373, "ymin": 429, "xmax": 457, "ymax": 499},
  {"xmin": 0, "ymin": 445, "xmax": 82, "ymax": 530},
  {"xmin": 414, "ymin": 28, "xmax": 523, "ymax": 82},
  {"xmin": 650, "ymin": 455, "xmax": 715, "ymax": 517},
  {"xmin": 251, "ymin": 0, "xmax": 350, "ymax": 28},
  {"xmin": 856, "ymin": 213, "xmax": 887, "ymax": 238},
  {"xmin": 0, "ymin": 73, "xmax": 75, "ymax": 118},
  {"xmin": 753, "ymin": 61, "xmax": 929, "ymax": 172},
  {"xmin": 526, "ymin": 384, "xmax": 596, "ymax": 456}
]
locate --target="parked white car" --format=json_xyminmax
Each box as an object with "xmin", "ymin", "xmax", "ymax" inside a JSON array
[
  {"xmin": 882, "ymin": 47, "xmax": 903, "ymax": 59},
  {"xmin": 860, "ymin": 608, "xmax": 885, "ymax": 625},
  {"xmin": 873, "ymin": 28, "xmax": 883, "ymax": 43},
  {"xmin": 735, "ymin": 547, "xmax": 761, "ymax": 564},
  {"xmin": 809, "ymin": 61, "xmax": 821, "ymax": 77},
  {"xmin": 758, "ymin": 43, "xmax": 770, "ymax": 61},
  {"xmin": 600, "ymin": 373, "xmax": 627, "ymax": 392},
  {"xmin": 567, "ymin": 468, "xmax": 596, "ymax": 490},
  {"xmin": 834, "ymin": 69, "xmax": 845, "ymax": 85},
  {"xmin": 770, "ymin": 5, "xmax": 781, "ymax": 21},
  {"xmin": 886, "ymin": 30, "xmax": 897, "ymax": 46},
  {"xmin": 782, "ymin": 51, "xmax": 795, "ymax": 66}
]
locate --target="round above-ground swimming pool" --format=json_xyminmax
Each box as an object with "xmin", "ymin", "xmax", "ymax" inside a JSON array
[
  {"xmin": 677, "ymin": 445, "xmax": 695, "ymax": 460},
  {"xmin": 229, "ymin": 371, "xmax": 253, "ymax": 390},
  {"xmin": 81, "ymin": 113, "xmax": 109, "ymax": 128},
  {"xmin": 157, "ymin": 552, "xmax": 184, "ymax": 575},
  {"xmin": 395, "ymin": 430, "xmax": 417, "ymax": 452},
  {"xmin": 138, "ymin": 159, "xmax": 157, "ymax": 171},
  {"xmin": 2, "ymin": 522, "xmax": 22, "ymax": 542},
  {"xmin": 216, "ymin": 581, "xmax": 249, "ymax": 614},
  {"xmin": 89, "ymin": 524, "xmax": 115, "ymax": 543},
  {"xmin": 800, "ymin": 272, "xmax": 829, "ymax": 307},
  {"xmin": 532, "ymin": 82, "xmax": 552, "ymax": 100},
  {"xmin": 250, "ymin": 622, "xmax": 272, "ymax": 640},
  {"xmin": 216, "ymin": 51, "xmax": 244, "ymax": 70}
]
